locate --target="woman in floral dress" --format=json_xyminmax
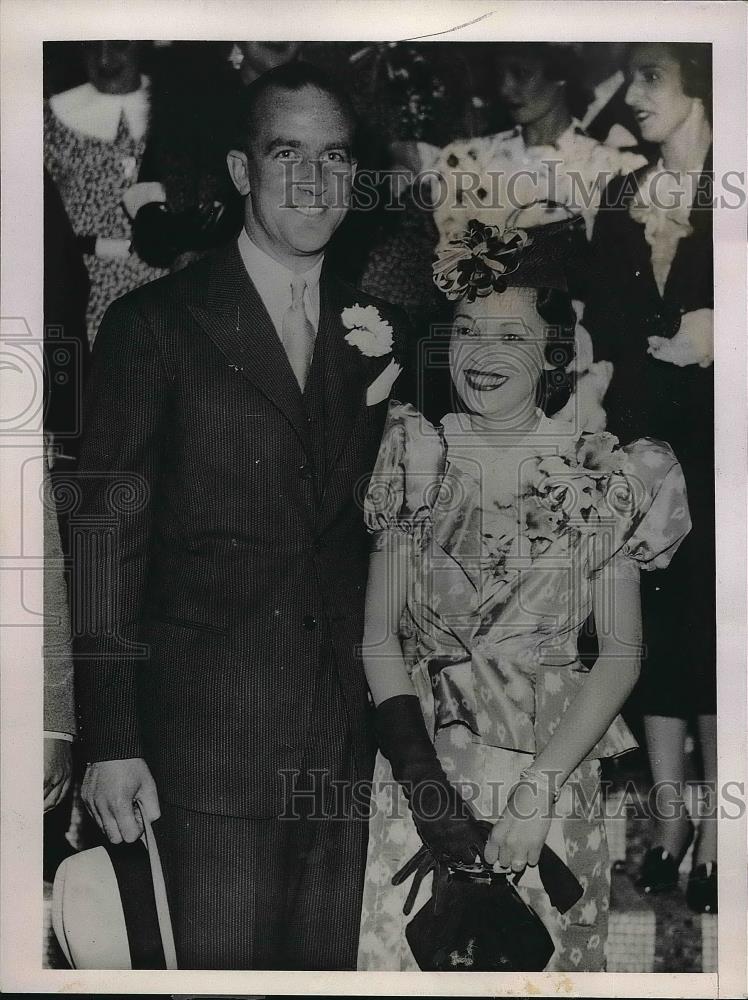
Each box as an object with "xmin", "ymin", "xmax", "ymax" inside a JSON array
[
  {"xmin": 356, "ymin": 218, "xmax": 691, "ymax": 971},
  {"xmin": 44, "ymin": 41, "xmax": 166, "ymax": 343},
  {"xmin": 413, "ymin": 43, "xmax": 646, "ymax": 245}
]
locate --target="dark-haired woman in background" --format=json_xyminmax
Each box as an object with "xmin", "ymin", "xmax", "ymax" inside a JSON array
[
  {"xmin": 356, "ymin": 214, "xmax": 691, "ymax": 971},
  {"xmin": 584, "ymin": 42, "xmax": 716, "ymax": 912},
  {"xmin": 413, "ymin": 43, "xmax": 646, "ymax": 243},
  {"xmin": 132, "ymin": 41, "xmax": 302, "ymax": 271}
]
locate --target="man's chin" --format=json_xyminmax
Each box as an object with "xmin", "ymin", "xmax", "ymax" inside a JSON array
[{"xmin": 286, "ymin": 222, "xmax": 343, "ymax": 255}]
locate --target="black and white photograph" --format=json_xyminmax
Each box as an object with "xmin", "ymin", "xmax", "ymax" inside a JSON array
[{"xmin": 1, "ymin": 1, "xmax": 746, "ymax": 995}]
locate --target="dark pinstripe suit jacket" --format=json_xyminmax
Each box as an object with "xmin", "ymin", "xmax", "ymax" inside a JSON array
[{"xmin": 74, "ymin": 241, "xmax": 408, "ymax": 818}]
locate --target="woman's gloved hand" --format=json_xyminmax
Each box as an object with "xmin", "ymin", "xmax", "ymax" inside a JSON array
[{"xmin": 375, "ymin": 694, "xmax": 488, "ymax": 865}]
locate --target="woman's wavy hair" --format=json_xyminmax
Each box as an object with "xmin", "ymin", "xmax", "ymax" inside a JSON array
[
  {"xmin": 495, "ymin": 42, "xmax": 593, "ymax": 122},
  {"xmin": 627, "ymin": 42, "xmax": 713, "ymax": 123}
]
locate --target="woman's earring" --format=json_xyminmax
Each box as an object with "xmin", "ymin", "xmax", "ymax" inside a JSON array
[{"xmin": 228, "ymin": 43, "xmax": 245, "ymax": 70}]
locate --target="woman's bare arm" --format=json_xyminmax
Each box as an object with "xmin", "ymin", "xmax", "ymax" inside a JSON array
[
  {"xmin": 486, "ymin": 554, "xmax": 643, "ymax": 870},
  {"xmin": 531, "ymin": 553, "xmax": 643, "ymax": 784}
]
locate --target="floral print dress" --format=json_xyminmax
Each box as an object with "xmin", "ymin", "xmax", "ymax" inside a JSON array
[
  {"xmin": 418, "ymin": 121, "xmax": 646, "ymax": 242},
  {"xmin": 357, "ymin": 402, "xmax": 691, "ymax": 972},
  {"xmin": 44, "ymin": 98, "xmax": 166, "ymax": 344}
]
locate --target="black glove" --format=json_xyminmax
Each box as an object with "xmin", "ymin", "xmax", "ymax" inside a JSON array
[
  {"xmin": 132, "ymin": 199, "xmax": 236, "ymax": 269},
  {"xmin": 375, "ymin": 694, "xmax": 488, "ymax": 866}
]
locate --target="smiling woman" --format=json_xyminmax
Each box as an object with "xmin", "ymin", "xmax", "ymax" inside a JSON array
[
  {"xmin": 449, "ymin": 283, "xmax": 577, "ymax": 430},
  {"xmin": 449, "ymin": 287, "xmax": 559, "ymax": 429},
  {"xmin": 356, "ymin": 212, "xmax": 693, "ymax": 972}
]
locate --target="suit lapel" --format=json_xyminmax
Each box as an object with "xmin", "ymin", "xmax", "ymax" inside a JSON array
[
  {"xmin": 663, "ymin": 147, "xmax": 713, "ymax": 306},
  {"xmin": 319, "ymin": 271, "xmax": 370, "ymax": 476},
  {"xmin": 617, "ymin": 178, "xmax": 663, "ymax": 312},
  {"xmin": 189, "ymin": 243, "xmax": 312, "ymax": 456}
]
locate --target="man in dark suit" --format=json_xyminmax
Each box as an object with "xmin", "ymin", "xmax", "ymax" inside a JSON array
[{"xmin": 74, "ymin": 63, "xmax": 406, "ymax": 970}]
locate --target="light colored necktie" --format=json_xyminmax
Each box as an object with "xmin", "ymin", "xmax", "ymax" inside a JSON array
[{"xmin": 281, "ymin": 275, "xmax": 316, "ymax": 390}]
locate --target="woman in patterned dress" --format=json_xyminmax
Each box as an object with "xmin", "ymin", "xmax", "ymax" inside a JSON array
[
  {"xmin": 407, "ymin": 43, "xmax": 647, "ymax": 246},
  {"xmin": 374, "ymin": 43, "xmax": 647, "ymax": 422},
  {"xmin": 356, "ymin": 218, "xmax": 692, "ymax": 971},
  {"xmin": 44, "ymin": 41, "xmax": 166, "ymax": 344}
]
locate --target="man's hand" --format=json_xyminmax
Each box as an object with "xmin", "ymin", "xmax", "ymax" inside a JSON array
[
  {"xmin": 44, "ymin": 739, "xmax": 73, "ymax": 812},
  {"xmin": 81, "ymin": 758, "xmax": 160, "ymax": 844}
]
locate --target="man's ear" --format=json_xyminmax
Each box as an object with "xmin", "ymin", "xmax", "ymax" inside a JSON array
[{"xmin": 227, "ymin": 150, "xmax": 251, "ymax": 196}]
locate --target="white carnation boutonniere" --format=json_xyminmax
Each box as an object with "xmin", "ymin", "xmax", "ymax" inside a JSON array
[
  {"xmin": 341, "ymin": 303, "xmax": 403, "ymax": 405},
  {"xmin": 341, "ymin": 303, "xmax": 394, "ymax": 356}
]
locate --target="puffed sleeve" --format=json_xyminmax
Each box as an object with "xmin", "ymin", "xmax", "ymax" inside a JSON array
[
  {"xmin": 364, "ymin": 400, "xmax": 445, "ymax": 543},
  {"xmin": 590, "ymin": 437, "xmax": 692, "ymax": 573},
  {"xmin": 415, "ymin": 140, "xmax": 442, "ymax": 173}
]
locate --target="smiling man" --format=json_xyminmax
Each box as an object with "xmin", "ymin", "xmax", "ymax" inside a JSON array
[{"xmin": 74, "ymin": 63, "xmax": 407, "ymax": 970}]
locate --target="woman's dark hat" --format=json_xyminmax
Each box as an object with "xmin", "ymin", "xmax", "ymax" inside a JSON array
[{"xmin": 433, "ymin": 201, "xmax": 586, "ymax": 301}]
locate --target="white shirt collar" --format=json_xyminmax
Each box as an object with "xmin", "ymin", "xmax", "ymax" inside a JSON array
[
  {"xmin": 49, "ymin": 76, "xmax": 151, "ymax": 142},
  {"xmin": 237, "ymin": 227, "xmax": 324, "ymax": 336}
]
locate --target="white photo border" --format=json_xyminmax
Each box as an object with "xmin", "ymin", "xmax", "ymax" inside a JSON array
[{"xmin": 1, "ymin": 1, "xmax": 745, "ymax": 995}]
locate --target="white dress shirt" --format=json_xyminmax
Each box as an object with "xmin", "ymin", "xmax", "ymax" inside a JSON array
[{"xmin": 237, "ymin": 227, "xmax": 323, "ymax": 336}]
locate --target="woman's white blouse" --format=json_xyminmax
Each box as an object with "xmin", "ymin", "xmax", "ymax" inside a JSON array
[{"xmin": 417, "ymin": 120, "xmax": 646, "ymax": 241}]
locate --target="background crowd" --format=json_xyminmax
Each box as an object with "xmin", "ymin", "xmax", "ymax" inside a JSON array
[{"xmin": 42, "ymin": 38, "xmax": 716, "ymax": 963}]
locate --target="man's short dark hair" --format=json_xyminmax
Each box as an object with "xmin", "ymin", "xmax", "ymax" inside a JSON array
[{"xmin": 231, "ymin": 61, "xmax": 358, "ymax": 154}]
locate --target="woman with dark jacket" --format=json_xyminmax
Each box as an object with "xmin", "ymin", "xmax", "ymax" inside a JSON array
[
  {"xmin": 584, "ymin": 42, "xmax": 715, "ymax": 913},
  {"xmin": 132, "ymin": 42, "xmax": 301, "ymax": 270}
]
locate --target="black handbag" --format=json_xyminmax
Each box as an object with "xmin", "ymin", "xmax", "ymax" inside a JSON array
[{"xmin": 393, "ymin": 843, "xmax": 582, "ymax": 972}]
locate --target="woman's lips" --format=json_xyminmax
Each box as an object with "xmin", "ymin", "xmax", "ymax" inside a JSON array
[{"xmin": 464, "ymin": 368, "xmax": 510, "ymax": 391}]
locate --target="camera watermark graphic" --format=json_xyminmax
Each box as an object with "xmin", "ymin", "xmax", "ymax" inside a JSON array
[{"xmin": 0, "ymin": 317, "xmax": 87, "ymax": 439}]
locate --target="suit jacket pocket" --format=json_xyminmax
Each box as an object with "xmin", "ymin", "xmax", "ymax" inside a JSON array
[{"xmin": 146, "ymin": 612, "xmax": 228, "ymax": 636}]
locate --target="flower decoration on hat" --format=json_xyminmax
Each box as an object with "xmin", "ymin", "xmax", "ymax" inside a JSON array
[
  {"xmin": 433, "ymin": 203, "xmax": 587, "ymax": 302},
  {"xmin": 432, "ymin": 219, "xmax": 529, "ymax": 302}
]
